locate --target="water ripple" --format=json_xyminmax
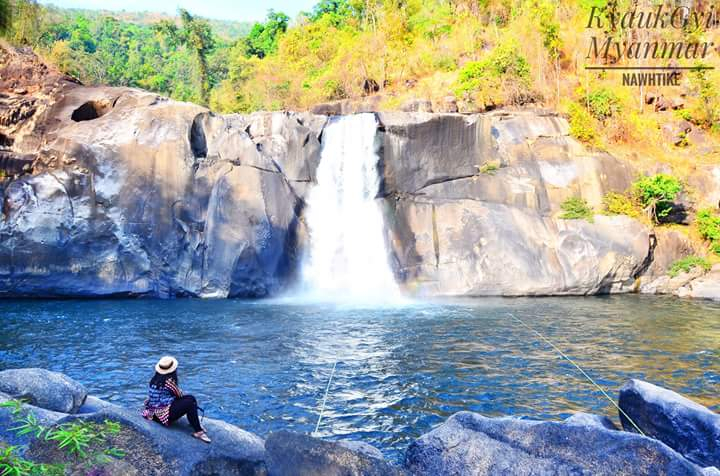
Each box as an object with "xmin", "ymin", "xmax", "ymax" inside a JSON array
[{"xmin": 0, "ymin": 295, "xmax": 719, "ymax": 461}]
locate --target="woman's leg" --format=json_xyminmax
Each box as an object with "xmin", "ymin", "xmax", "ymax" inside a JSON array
[{"xmin": 168, "ymin": 395, "xmax": 203, "ymax": 432}]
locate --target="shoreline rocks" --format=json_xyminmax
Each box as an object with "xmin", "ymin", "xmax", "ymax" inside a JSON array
[
  {"xmin": 2, "ymin": 368, "xmax": 720, "ymax": 475},
  {"xmin": 405, "ymin": 411, "xmax": 703, "ymax": 475}
]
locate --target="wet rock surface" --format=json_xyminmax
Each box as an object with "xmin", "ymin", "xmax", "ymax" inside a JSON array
[{"xmin": 378, "ymin": 110, "xmax": 649, "ymax": 296}]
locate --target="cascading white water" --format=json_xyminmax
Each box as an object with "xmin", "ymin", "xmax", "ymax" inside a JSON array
[{"xmin": 300, "ymin": 113, "xmax": 401, "ymax": 302}]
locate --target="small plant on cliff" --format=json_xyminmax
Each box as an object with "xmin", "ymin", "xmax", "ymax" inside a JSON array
[
  {"xmin": 579, "ymin": 87, "xmax": 621, "ymax": 121},
  {"xmin": 560, "ymin": 197, "xmax": 594, "ymax": 222},
  {"xmin": 567, "ymin": 102, "xmax": 597, "ymax": 144},
  {"xmin": 668, "ymin": 256, "xmax": 712, "ymax": 278},
  {"xmin": 632, "ymin": 174, "xmax": 682, "ymax": 224},
  {"xmin": 478, "ymin": 162, "xmax": 499, "ymax": 175},
  {"xmin": 690, "ymin": 65, "xmax": 720, "ymax": 129},
  {"xmin": 697, "ymin": 208, "xmax": 720, "ymax": 255},
  {"xmin": 602, "ymin": 192, "xmax": 640, "ymax": 218}
]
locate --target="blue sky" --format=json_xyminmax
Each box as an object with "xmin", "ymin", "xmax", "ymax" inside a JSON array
[{"xmin": 39, "ymin": 0, "xmax": 319, "ymax": 22}]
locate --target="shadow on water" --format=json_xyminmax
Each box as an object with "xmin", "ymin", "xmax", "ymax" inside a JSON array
[{"xmin": 1, "ymin": 294, "xmax": 719, "ymax": 461}]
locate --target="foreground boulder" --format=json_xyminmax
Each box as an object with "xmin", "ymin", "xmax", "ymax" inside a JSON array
[
  {"xmin": 405, "ymin": 411, "xmax": 703, "ymax": 475},
  {"xmin": 265, "ymin": 430, "xmax": 405, "ymax": 476},
  {"xmin": 619, "ymin": 379, "xmax": 720, "ymax": 468},
  {"xmin": 0, "ymin": 368, "xmax": 87, "ymax": 413}
]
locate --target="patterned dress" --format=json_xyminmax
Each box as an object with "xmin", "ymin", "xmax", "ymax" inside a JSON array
[{"xmin": 142, "ymin": 378, "xmax": 182, "ymax": 425}]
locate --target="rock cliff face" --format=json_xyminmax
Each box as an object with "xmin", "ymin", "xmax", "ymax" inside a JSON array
[
  {"xmin": 378, "ymin": 111, "xmax": 651, "ymax": 296},
  {"xmin": 0, "ymin": 82, "xmax": 325, "ymax": 297},
  {"xmin": 0, "ymin": 45, "xmax": 674, "ymax": 299}
]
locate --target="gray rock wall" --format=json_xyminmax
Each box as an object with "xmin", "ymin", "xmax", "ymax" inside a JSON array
[
  {"xmin": 0, "ymin": 85, "xmax": 324, "ymax": 298},
  {"xmin": 379, "ymin": 111, "xmax": 651, "ymax": 296},
  {"xmin": 0, "ymin": 66, "xmax": 658, "ymax": 298}
]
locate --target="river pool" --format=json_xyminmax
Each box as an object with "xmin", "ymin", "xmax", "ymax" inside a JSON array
[{"xmin": 1, "ymin": 295, "xmax": 719, "ymax": 460}]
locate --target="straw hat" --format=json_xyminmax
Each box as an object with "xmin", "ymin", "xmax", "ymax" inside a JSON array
[{"xmin": 155, "ymin": 356, "xmax": 178, "ymax": 375}]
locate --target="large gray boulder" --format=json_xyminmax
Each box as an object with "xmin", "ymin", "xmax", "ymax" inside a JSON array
[
  {"xmin": 27, "ymin": 398, "xmax": 266, "ymax": 476},
  {"xmin": 0, "ymin": 83, "xmax": 322, "ymax": 298},
  {"xmin": 379, "ymin": 111, "xmax": 651, "ymax": 297},
  {"xmin": 404, "ymin": 411, "xmax": 703, "ymax": 475},
  {"xmin": 387, "ymin": 199, "xmax": 650, "ymax": 296},
  {"xmin": 0, "ymin": 368, "xmax": 87, "ymax": 413},
  {"xmin": 619, "ymin": 379, "xmax": 720, "ymax": 468},
  {"xmin": 265, "ymin": 430, "xmax": 405, "ymax": 476}
]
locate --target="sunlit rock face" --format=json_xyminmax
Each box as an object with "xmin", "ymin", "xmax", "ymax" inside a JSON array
[
  {"xmin": 379, "ymin": 111, "xmax": 652, "ymax": 296},
  {"xmin": 0, "ymin": 54, "xmax": 325, "ymax": 297},
  {"xmin": 0, "ymin": 45, "xmax": 657, "ymax": 298}
]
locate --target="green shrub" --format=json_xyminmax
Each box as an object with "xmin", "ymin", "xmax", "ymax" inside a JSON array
[
  {"xmin": 0, "ymin": 400, "xmax": 126, "ymax": 473},
  {"xmin": 560, "ymin": 197, "xmax": 594, "ymax": 222},
  {"xmin": 697, "ymin": 208, "xmax": 720, "ymax": 255},
  {"xmin": 0, "ymin": 445, "xmax": 63, "ymax": 475},
  {"xmin": 690, "ymin": 66, "xmax": 720, "ymax": 128},
  {"xmin": 674, "ymin": 108, "xmax": 694, "ymax": 122},
  {"xmin": 668, "ymin": 256, "xmax": 712, "ymax": 277},
  {"xmin": 454, "ymin": 41, "xmax": 530, "ymax": 105},
  {"xmin": 568, "ymin": 102, "xmax": 597, "ymax": 143},
  {"xmin": 602, "ymin": 192, "xmax": 639, "ymax": 217},
  {"xmin": 322, "ymin": 79, "xmax": 346, "ymax": 100},
  {"xmin": 632, "ymin": 174, "xmax": 682, "ymax": 224},
  {"xmin": 581, "ymin": 87, "xmax": 621, "ymax": 120},
  {"xmin": 46, "ymin": 422, "xmax": 97, "ymax": 458}
]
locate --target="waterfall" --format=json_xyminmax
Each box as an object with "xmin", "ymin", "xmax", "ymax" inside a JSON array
[{"xmin": 300, "ymin": 113, "xmax": 401, "ymax": 302}]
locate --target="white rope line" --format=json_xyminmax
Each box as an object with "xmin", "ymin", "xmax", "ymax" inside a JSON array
[
  {"xmin": 507, "ymin": 312, "xmax": 645, "ymax": 436},
  {"xmin": 313, "ymin": 361, "xmax": 337, "ymax": 436}
]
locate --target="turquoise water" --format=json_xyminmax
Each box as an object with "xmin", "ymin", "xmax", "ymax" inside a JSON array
[{"xmin": 1, "ymin": 295, "xmax": 719, "ymax": 459}]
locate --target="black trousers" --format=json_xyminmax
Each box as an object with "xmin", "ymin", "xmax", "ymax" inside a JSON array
[{"xmin": 168, "ymin": 395, "xmax": 202, "ymax": 432}]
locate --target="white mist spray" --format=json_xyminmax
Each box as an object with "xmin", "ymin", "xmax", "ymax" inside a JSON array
[{"xmin": 300, "ymin": 113, "xmax": 401, "ymax": 302}]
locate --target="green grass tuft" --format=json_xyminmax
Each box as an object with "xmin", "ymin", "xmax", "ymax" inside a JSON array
[
  {"xmin": 668, "ymin": 256, "xmax": 712, "ymax": 277},
  {"xmin": 560, "ymin": 197, "xmax": 594, "ymax": 222}
]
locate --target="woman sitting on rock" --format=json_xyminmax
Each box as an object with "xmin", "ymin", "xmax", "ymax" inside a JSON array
[{"xmin": 142, "ymin": 356, "xmax": 211, "ymax": 443}]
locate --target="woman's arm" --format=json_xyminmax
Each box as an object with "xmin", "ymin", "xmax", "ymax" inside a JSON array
[{"xmin": 166, "ymin": 378, "xmax": 183, "ymax": 397}]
